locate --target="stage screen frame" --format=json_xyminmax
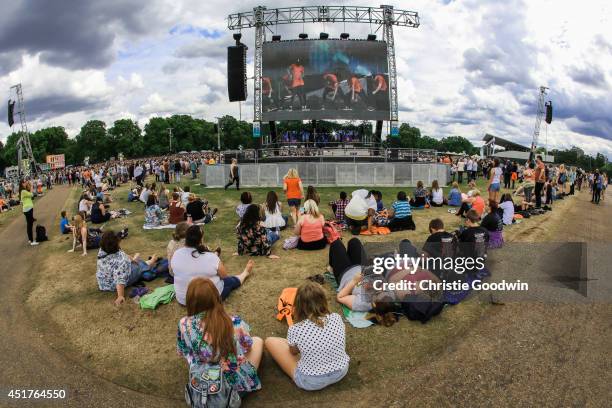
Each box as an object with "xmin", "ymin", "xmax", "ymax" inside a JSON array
[{"xmin": 261, "ymin": 39, "xmax": 391, "ymax": 121}]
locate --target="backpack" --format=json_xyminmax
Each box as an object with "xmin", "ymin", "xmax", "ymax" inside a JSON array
[
  {"xmin": 323, "ymin": 221, "xmax": 342, "ymax": 244},
  {"xmin": 276, "ymin": 287, "xmax": 298, "ymax": 326},
  {"xmin": 282, "ymin": 236, "xmax": 299, "ymax": 250},
  {"xmin": 184, "ymin": 363, "xmax": 241, "ymax": 408},
  {"xmin": 36, "ymin": 225, "xmax": 48, "ymax": 242}
]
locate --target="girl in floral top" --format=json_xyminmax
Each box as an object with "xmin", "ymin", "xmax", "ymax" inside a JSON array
[
  {"xmin": 235, "ymin": 204, "xmax": 280, "ymax": 259},
  {"xmin": 144, "ymin": 195, "xmax": 166, "ymax": 227},
  {"xmin": 177, "ymin": 277, "xmax": 263, "ymax": 394}
]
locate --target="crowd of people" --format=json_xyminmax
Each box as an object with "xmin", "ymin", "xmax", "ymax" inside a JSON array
[{"xmin": 5, "ymin": 149, "xmax": 609, "ymax": 406}]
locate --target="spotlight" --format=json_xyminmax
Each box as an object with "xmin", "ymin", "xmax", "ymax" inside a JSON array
[
  {"xmin": 299, "ymin": 33, "xmax": 308, "ymax": 39},
  {"xmin": 340, "ymin": 32, "xmax": 350, "ymax": 40},
  {"xmin": 272, "ymin": 35, "xmax": 281, "ymax": 41},
  {"xmin": 367, "ymin": 34, "xmax": 377, "ymax": 41},
  {"xmin": 233, "ymin": 32, "xmax": 242, "ymax": 42},
  {"xmin": 319, "ymin": 32, "xmax": 329, "ymax": 40}
]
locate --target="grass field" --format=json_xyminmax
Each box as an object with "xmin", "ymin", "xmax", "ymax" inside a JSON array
[{"xmin": 24, "ymin": 176, "xmax": 566, "ymax": 405}]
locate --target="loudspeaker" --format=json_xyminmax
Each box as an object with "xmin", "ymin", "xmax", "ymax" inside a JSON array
[
  {"xmin": 374, "ymin": 120, "xmax": 383, "ymax": 144},
  {"xmin": 227, "ymin": 45, "xmax": 247, "ymax": 102},
  {"xmin": 8, "ymin": 100, "xmax": 15, "ymax": 127},
  {"xmin": 545, "ymin": 101, "xmax": 552, "ymax": 124}
]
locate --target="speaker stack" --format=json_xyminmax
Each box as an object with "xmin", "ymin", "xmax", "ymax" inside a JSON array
[{"xmin": 227, "ymin": 45, "xmax": 247, "ymax": 102}]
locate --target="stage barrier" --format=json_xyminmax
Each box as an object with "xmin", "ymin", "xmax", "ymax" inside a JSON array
[{"xmin": 201, "ymin": 162, "xmax": 450, "ymax": 188}]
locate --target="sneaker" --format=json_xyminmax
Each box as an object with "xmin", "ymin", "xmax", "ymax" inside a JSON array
[{"xmin": 30, "ymin": 241, "xmax": 39, "ymax": 246}]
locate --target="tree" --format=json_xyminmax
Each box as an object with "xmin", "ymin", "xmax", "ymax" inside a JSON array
[
  {"xmin": 438, "ymin": 136, "xmax": 477, "ymax": 154},
  {"xmin": 30, "ymin": 127, "xmax": 69, "ymax": 162},
  {"xmin": 108, "ymin": 119, "xmax": 144, "ymax": 159},
  {"xmin": 73, "ymin": 120, "xmax": 108, "ymax": 163}
]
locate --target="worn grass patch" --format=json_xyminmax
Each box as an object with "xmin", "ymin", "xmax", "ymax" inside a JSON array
[{"xmin": 26, "ymin": 176, "xmax": 547, "ymax": 404}]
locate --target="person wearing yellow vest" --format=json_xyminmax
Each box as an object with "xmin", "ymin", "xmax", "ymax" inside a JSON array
[{"xmin": 19, "ymin": 180, "xmax": 38, "ymax": 246}]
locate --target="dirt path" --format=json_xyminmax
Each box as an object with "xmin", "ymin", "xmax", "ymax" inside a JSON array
[{"xmin": 0, "ymin": 186, "xmax": 174, "ymax": 407}]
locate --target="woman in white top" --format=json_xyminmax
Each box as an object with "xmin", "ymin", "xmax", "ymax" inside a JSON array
[
  {"xmin": 78, "ymin": 193, "xmax": 93, "ymax": 215},
  {"xmin": 265, "ymin": 281, "xmax": 350, "ymax": 391},
  {"xmin": 488, "ymin": 158, "xmax": 503, "ymax": 203},
  {"xmin": 428, "ymin": 179, "xmax": 446, "ymax": 207},
  {"xmin": 171, "ymin": 224, "xmax": 253, "ymax": 304},
  {"xmin": 262, "ymin": 191, "xmax": 286, "ymax": 230}
]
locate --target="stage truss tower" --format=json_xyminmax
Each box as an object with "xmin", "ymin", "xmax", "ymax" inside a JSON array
[
  {"xmin": 227, "ymin": 5, "xmax": 420, "ymax": 124},
  {"xmin": 529, "ymin": 86, "xmax": 548, "ymax": 162},
  {"xmin": 9, "ymin": 83, "xmax": 37, "ymax": 177}
]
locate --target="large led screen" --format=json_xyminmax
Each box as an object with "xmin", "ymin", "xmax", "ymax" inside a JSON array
[{"xmin": 262, "ymin": 39, "xmax": 390, "ymax": 121}]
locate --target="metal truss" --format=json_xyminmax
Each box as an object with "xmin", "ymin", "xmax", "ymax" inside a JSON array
[
  {"xmin": 227, "ymin": 5, "xmax": 419, "ymax": 30},
  {"xmin": 9, "ymin": 83, "xmax": 37, "ymax": 177},
  {"xmin": 228, "ymin": 5, "xmax": 419, "ymax": 124},
  {"xmin": 529, "ymin": 86, "xmax": 548, "ymax": 161}
]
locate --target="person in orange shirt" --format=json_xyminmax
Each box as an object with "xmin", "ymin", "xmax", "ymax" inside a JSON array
[
  {"xmin": 262, "ymin": 76, "xmax": 277, "ymax": 111},
  {"xmin": 349, "ymin": 74, "xmax": 368, "ymax": 109},
  {"xmin": 288, "ymin": 58, "xmax": 306, "ymax": 110},
  {"xmin": 371, "ymin": 73, "xmax": 388, "ymax": 110},
  {"xmin": 282, "ymin": 168, "xmax": 304, "ymax": 225}
]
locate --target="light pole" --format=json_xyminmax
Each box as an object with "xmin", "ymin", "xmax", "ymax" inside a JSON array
[
  {"xmin": 214, "ymin": 117, "xmax": 221, "ymax": 151},
  {"xmin": 167, "ymin": 127, "xmax": 173, "ymax": 152}
]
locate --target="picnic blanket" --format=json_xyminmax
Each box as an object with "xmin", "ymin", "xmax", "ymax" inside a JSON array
[
  {"xmin": 360, "ymin": 226, "xmax": 391, "ymax": 236},
  {"xmin": 323, "ymin": 272, "xmax": 373, "ymax": 328},
  {"xmin": 143, "ymin": 224, "xmax": 176, "ymax": 230}
]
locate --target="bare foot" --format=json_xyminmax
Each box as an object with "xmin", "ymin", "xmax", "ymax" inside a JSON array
[
  {"xmin": 132, "ymin": 253, "xmax": 141, "ymax": 262},
  {"xmin": 245, "ymin": 259, "xmax": 255, "ymax": 274},
  {"xmin": 232, "ymin": 252, "xmax": 239, "ymax": 256},
  {"xmin": 326, "ymin": 265, "xmax": 333, "ymax": 273},
  {"xmin": 268, "ymin": 254, "xmax": 280, "ymax": 259},
  {"xmin": 147, "ymin": 254, "xmax": 159, "ymax": 266}
]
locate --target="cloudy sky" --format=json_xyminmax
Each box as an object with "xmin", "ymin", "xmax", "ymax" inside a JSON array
[{"xmin": 1, "ymin": 0, "xmax": 611, "ymax": 158}]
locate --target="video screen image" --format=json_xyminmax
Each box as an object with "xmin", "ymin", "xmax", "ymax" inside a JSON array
[{"xmin": 262, "ymin": 40, "xmax": 390, "ymax": 121}]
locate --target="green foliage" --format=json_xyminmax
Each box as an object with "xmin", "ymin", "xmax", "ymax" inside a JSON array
[{"xmin": 108, "ymin": 119, "xmax": 144, "ymax": 159}]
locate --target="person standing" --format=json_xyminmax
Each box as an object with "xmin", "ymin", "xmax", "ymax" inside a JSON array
[
  {"xmin": 20, "ymin": 180, "xmax": 38, "ymax": 246},
  {"xmin": 224, "ymin": 158, "xmax": 240, "ymax": 190},
  {"xmin": 457, "ymin": 158, "xmax": 466, "ymax": 184},
  {"xmin": 534, "ymin": 155, "xmax": 546, "ymax": 209}
]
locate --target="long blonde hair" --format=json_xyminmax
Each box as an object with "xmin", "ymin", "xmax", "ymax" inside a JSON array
[
  {"xmin": 303, "ymin": 199, "xmax": 321, "ymax": 218},
  {"xmin": 285, "ymin": 168, "xmax": 299, "ymax": 179},
  {"xmin": 73, "ymin": 214, "xmax": 86, "ymax": 235}
]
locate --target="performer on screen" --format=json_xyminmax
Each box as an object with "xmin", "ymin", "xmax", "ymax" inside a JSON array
[
  {"xmin": 322, "ymin": 72, "xmax": 340, "ymax": 109},
  {"xmin": 262, "ymin": 76, "xmax": 278, "ymax": 111},
  {"xmin": 287, "ymin": 58, "xmax": 306, "ymax": 111},
  {"xmin": 372, "ymin": 73, "xmax": 388, "ymax": 110},
  {"xmin": 348, "ymin": 73, "xmax": 368, "ymax": 109}
]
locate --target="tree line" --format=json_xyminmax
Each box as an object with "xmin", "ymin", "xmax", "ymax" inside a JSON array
[{"xmin": 0, "ymin": 115, "xmax": 609, "ymax": 176}]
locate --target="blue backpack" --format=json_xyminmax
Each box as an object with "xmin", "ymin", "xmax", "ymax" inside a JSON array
[{"xmin": 184, "ymin": 363, "xmax": 241, "ymax": 408}]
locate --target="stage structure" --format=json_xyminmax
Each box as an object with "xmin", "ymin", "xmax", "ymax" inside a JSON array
[
  {"xmin": 227, "ymin": 5, "xmax": 420, "ymax": 136},
  {"xmin": 529, "ymin": 86, "xmax": 552, "ymax": 162},
  {"xmin": 8, "ymin": 83, "xmax": 37, "ymax": 178}
]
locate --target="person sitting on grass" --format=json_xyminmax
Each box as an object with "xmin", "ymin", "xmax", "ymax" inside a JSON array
[
  {"xmin": 185, "ymin": 193, "xmax": 217, "ymax": 224},
  {"xmin": 447, "ymin": 182, "xmax": 462, "ymax": 207},
  {"xmin": 388, "ymin": 191, "xmax": 416, "ymax": 231},
  {"xmin": 305, "ymin": 185, "xmax": 321, "ymax": 206},
  {"xmin": 409, "ymin": 181, "xmax": 428, "ymax": 208},
  {"xmin": 455, "ymin": 189, "xmax": 485, "ymax": 219},
  {"xmin": 236, "ymin": 204, "xmax": 279, "ymax": 259},
  {"xmin": 60, "ymin": 210, "xmax": 73, "ymax": 234},
  {"xmin": 261, "ymin": 191, "xmax": 286, "ymax": 244},
  {"xmin": 295, "ymin": 199, "xmax": 327, "ymax": 251},
  {"xmin": 457, "ymin": 209, "xmax": 490, "ymax": 262},
  {"xmin": 128, "ymin": 185, "xmax": 142, "ymax": 202},
  {"xmin": 139, "ymin": 183, "xmax": 152, "ymax": 204},
  {"xmin": 167, "ymin": 221, "xmax": 190, "ymax": 276},
  {"xmin": 480, "ymin": 200, "xmax": 504, "ymax": 249},
  {"xmin": 177, "ymin": 278, "xmax": 263, "ymax": 399},
  {"xmin": 428, "ymin": 180, "xmax": 447, "ymax": 207},
  {"xmin": 96, "ymin": 230, "xmax": 158, "ymax": 306},
  {"xmin": 329, "ymin": 238, "xmax": 371, "ymax": 312},
  {"xmin": 236, "ymin": 191, "xmax": 253, "ymax": 220},
  {"xmin": 372, "ymin": 190, "xmax": 385, "ymax": 211},
  {"xmin": 422, "ymin": 218, "xmax": 457, "ymax": 278},
  {"xmin": 345, "ymin": 189, "xmax": 377, "ymax": 235},
  {"xmin": 144, "ymin": 195, "xmax": 166, "ymax": 228},
  {"xmin": 172, "ymin": 225, "xmax": 253, "ymax": 304},
  {"xmin": 0, "ymin": 195, "xmax": 9, "ymax": 212},
  {"xmin": 168, "ymin": 192, "xmax": 186, "ymax": 225},
  {"xmin": 78, "ymin": 193, "xmax": 93, "ymax": 216},
  {"xmin": 68, "ymin": 214, "xmax": 103, "ymax": 256},
  {"xmin": 264, "ymin": 281, "xmax": 350, "ymax": 391},
  {"xmin": 329, "ymin": 191, "xmax": 349, "ymax": 223},
  {"xmin": 499, "ymin": 193, "xmax": 515, "ymax": 225},
  {"xmin": 90, "ymin": 197, "xmax": 116, "ymax": 224}
]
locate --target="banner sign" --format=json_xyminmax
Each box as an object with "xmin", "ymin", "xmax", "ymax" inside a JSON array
[
  {"xmin": 252, "ymin": 122, "xmax": 261, "ymax": 138},
  {"xmin": 390, "ymin": 121, "xmax": 399, "ymax": 137},
  {"xmin": 46, "ymin": 154, "xmax": 66, "ymax": 170}
]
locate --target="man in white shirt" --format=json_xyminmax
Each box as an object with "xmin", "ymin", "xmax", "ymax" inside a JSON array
[{"xmin": 457, "ymin": 158, "xmax": 466, "ymax": 184}]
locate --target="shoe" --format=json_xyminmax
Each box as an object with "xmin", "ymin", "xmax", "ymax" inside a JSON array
[
  {"xmin": 211, "ymin": 208, "xmax": 218, "ymax": 217},
  {"xmin": 30, "ymin": 241, "xmax": 39, "ymax": 246}
]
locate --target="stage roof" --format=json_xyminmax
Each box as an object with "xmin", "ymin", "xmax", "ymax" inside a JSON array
[{"xmin": 482, "ymin": 133, "xmax": 530, "ymax": 152}]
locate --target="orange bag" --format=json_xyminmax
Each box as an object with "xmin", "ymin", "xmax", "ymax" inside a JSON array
[{"xmin": 276, "ymin": 287, "xmax": 298, "ymax": 326}]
